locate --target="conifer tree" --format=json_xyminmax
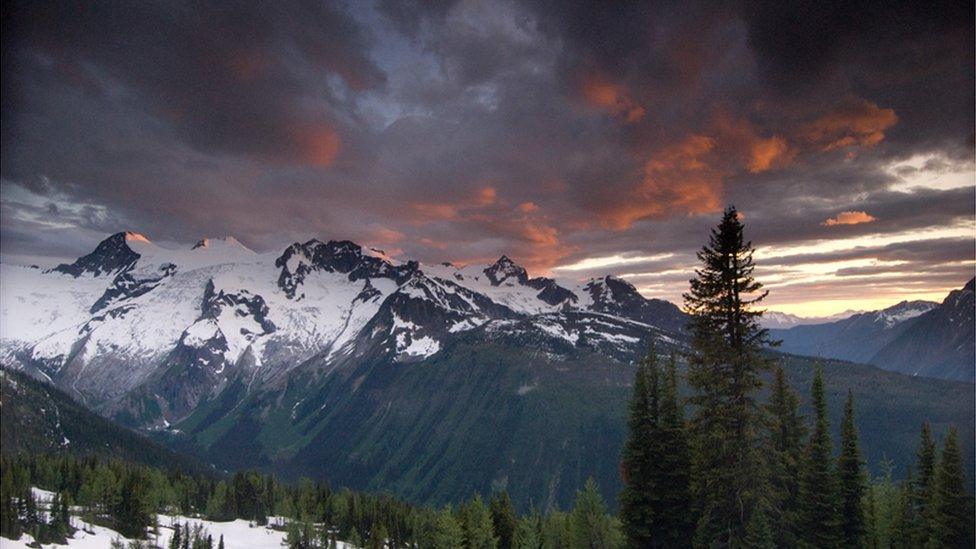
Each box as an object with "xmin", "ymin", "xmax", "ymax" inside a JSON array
[
  {"xmin": 744, "ymin": 504, "xmax": 775, "ymax": 549},
  {"xmin": 48, "ymin": 492, "xmax": 68, "ymax": 543},
  {"xmin": 618, "ymin": 350, "xmax": 656, "ymax": 547},
  {"xmin": 489, "ymin": 490, "xmax": 517, "ymax": 549},
  {"xmin": 864, "ymin": 486, "xmax": 879, "ymax": 549},
  {"xmin": 569, "ymin": 478, "xmax": 619, "ymax": 549},
  {"xmin": 797, "ymin": 365, "xmax": 840, "ymax": 547},
  {"xmin": 683, "ymin": 206, "xmax": 773, "ymax": 545},
  {"xmin": 926, "ymin": 427, "xmax": 973, "ymax": 548},
  {"xmin": 169, "ymin": 522, "xmax": 182, "ymax": 549},
  {"xmin": 837, "ymin": 390, "xmax": 867, "ymax": 547},
  {"xmin": 461, "ymin": 495, "xmax": 498, "ymax": 549},
  {"xmin": 218, "ymin": 534, "xmax": 225, "ymax": 549},
  {"xmin": 513, "ymin": 511, "xmax": 541, "ymax": 549},
  {"xmin": 766, "ymin": 365, "xmax": 806, "ymax": 547},
  {"xmin": 890, "ymin": 467, "xmax": 916, "ymax": 549},
  {"xmin": 913, "ymin": 421, "xmax": 936, "ymax": 542},
  {"xmin": 182, "ymin": 522, "xmax": 191, "ymax": 549},
  {"xmin": 653, "ymin": 353, "xmax": 692, "ymax": 546},
  {"xmin": 540, "ymin": 512, "xmax": 572, "ymax": 549},
  {"xmin": 870, "ymin": 458, "xmax": 901, "ymax": 548}
]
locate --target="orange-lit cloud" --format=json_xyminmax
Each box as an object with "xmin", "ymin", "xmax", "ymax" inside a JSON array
[
  {"xmin": 803, "ymin": 99, "xmax": 898, "ymax": 152},
  {"xmin": 368, "ymin": 226, "xmax": 405, "ymax": 245},
  {"xmin": 517, "ymin": 201, "xmax": 539, "ymax": 213},
  {"xmin": 580, "ymin": 73, "xmax": 646, "ymax": 123},
  {"xmin": 420, "ymin": 237, "xmax": 448, "ymax": 249},
  {"xmin": 747, "ymin": 136, "xmax": 792, "ymax": 173},
  {"xmin": 710, "ymin": 113, "xmax": 796, "ymax": 174},
  {"xmin": 409, "ymin": 186, "xmax": 498, "ymax": 223},
  {"xmin": 476, "ymin": 186, "xmax": 497, "ymax": 206},
  {"xmin": 412, "ymin": 202, "xmax": 459, "ymax": 221},
  {"xmin": 296, "ymin": 126, "xmax": 341, "ymax": 167},
  {"xmin": 822, "ymin": 211, "xmax": 878, "ymax": 226},
  {"xmin": 601, "ymin": 134, "xmax": 724, "ymax": 230}
]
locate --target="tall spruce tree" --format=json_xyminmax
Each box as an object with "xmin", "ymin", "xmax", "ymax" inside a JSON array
[
  {"xmin": 652, "ymin": 353, "xmax": 692, "ymax": 546},
  {"xmin": 744, "ymin": 504, "xmax": 775, "ymax": 549},
  {"xmin": 797, "ymin": 365, "xmax": 841, "ymax": 548},
  {"xmin": 926, "ymin": 427, "xmax": 973, "ymax": 548},
  {"xmin": 913, "ymin": 421, "xmax": 936, "ymax": 543},
  {"xmin": 837, "ymin": 390, "xmax": 867, "ymax": 548},
  {"xmin": 864, "ymin": 486, "xmax": 879, "ymax": 549},
  {"xmin": 569, "ymin": 478, "xmax": 619, "ymax": 549},
  {"xmin": 489, "ymin": 490, "xmax": 517, "ymax": 549},
  {"xmin": 891, "ymin": 467, "xmax": 916, "ymax": 549},
  {"xmin": 683, "ymin": 206, "xmax": 773, "ymax": 546},
  {"xmin": 766, "ymin": 365, "xmax": 806, "ymax": 547},
  {"xmin": 513, "ymin": 511, "xmax": 541, "ymax": 549},
  {"xmin": 619, "ymin": 350, "xmax": 657, "ymax": 547},
  {"xmin": 460, "ymin": 495, "xmax": 499, "ymax": 549}
]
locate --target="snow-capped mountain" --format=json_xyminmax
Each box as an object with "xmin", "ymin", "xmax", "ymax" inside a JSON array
[
  {"xmin": 870, "ymin": 278, "xmax": 975, "ymax": 381},
  {"xmin": 760, "ymin": 309, "xmax": 866, "ymax": 330},
  {"xmin": 0, "ymin": 231, "xmax": 686, "ymax": 425},
  {"xmin": 769, "ymin": 294, "xmax": 974, "ymax": 380}
]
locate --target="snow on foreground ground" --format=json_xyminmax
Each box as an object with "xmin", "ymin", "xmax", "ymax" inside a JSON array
[
  {"xmin": 1, "ymin": 516, "xmax": 356, "ymax": 548},
  {"xmin": 0, "ymin": 489, "xmax": 355, "ymax": 548}
]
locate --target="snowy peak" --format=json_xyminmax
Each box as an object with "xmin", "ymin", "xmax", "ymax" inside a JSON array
[
  {"xmin": 477, "ymin": 256, "xmax": 575, "ymax": 307},
  {"xmin": 868, "ymin": 279, "xmax": 975, "ymax": 381},
  {"xmin": 191, "ymin": 236, "xmax": 253, "ymax": 253},
  {"xmin": 585, "ymin": 276, "xmax": 640, "ymax": 309},
  {"xmin": 761, "ymin": 311, "xmax": 811, "ymax": 330},
  {"xmin": 871, "ymin": 300, "xmax": 939, "ymax": 328},
  {"xmin": 583, "ymin": 276, "xmax": 688, "ymax": 333},
  {"xmin": 51, "ymin": 232, "xmax": 143, "ymax": 277},
  {"xmin": 484, "ymin": 255, "xmax": 529, "ymax": 286},
  {"xmin": 274, "ymin": 239, "xmax": 417, "ymax": 299}
]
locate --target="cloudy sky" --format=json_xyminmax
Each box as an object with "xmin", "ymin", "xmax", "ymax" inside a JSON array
[{"xmin": 2, "ymin": 0, "xmax": 973, "ymax": 315}]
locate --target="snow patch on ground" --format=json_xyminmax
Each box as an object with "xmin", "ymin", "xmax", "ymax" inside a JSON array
[{"xmin": 4, "ymin": 488, "xmax": 357, "ymax": 549}]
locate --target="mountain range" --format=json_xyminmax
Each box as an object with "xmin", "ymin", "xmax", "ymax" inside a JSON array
[
  {"xmin": 771, "ymin": 280, "xmax": 974, "ymax": 382},
  {"xmin": 0, "ymin": 232, "xmax": 972, "ymax": 508}
]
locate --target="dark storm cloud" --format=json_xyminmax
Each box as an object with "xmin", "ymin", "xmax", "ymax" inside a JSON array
[
  {"xmin": 1, "ymin": 0, "xmax": 973, "ymax": 310},
  {"xmin": 2, "ymin": 0, "xmax": 383, "ymax": 165}
]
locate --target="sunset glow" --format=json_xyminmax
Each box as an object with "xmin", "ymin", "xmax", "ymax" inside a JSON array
[{"xmin": 1, "ymin": 1, "xmax": 972, "ymax": 316}]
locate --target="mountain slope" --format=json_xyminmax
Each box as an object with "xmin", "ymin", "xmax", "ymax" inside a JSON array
[
  {"xmin": 0, "ymin": 368, "xmax": 206, "ymax": 473},
  {"xmin": 870, "ymin": 278, "xmax": 975, "ymax": 381},
  {"xmin": 158, "ymin": 335, "xmax": 974, "ymax": 511},
  {"xmin": 771, "ymin": 280, "xmax": 975, "ymax": 382},
  {"xmin": 771, "ymin": 300, "xmax": 939, "ymax": 364}
]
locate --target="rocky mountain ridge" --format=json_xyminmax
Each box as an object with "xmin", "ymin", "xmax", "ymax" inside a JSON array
[{"xmin": 0, "ymin": 231, "xmax": 686, "ymax": 427}]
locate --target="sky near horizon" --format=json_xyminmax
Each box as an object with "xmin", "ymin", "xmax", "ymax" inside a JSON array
[{"xmin": 1, "ymin": 1, "xmax": 974, "ymax": 315}]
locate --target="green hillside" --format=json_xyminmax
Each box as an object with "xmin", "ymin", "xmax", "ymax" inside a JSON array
[
  {"xmin": 163, "ymin": 334, "xmax": 975, "ymax": 512},
  {"xmin": 0, "ymin": 368, "xmax": 208, "ymax": 474}
]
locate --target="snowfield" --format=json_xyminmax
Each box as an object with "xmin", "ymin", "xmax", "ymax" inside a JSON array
[
  {"xmin": 0, "ymin": 488, "xmax": 357, "ymax": 548},
  {"xmin": 1, "ymin": 516, "xmax": 357, "ymax": 549}
]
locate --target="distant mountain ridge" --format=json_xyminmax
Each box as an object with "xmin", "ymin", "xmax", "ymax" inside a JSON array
[
  {"xmin": 772, "ymin": 280, "xmax": 974, "ymax": 381},
  {"xmin": 870, "ymin": 278, "xmax": 975, "ymax": 381},
  {"xmin": 760, "ymin": 309, "xmax": 867, "ymax": 330}
]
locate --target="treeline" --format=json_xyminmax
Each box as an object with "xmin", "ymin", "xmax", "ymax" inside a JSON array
[
  {"xmin": 619, "ymin": 206, "xmax": 974, "ymax": 548},
  {"xmin": 0, "ymin": 453, "xmax": 624, "ymax": 548}
]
